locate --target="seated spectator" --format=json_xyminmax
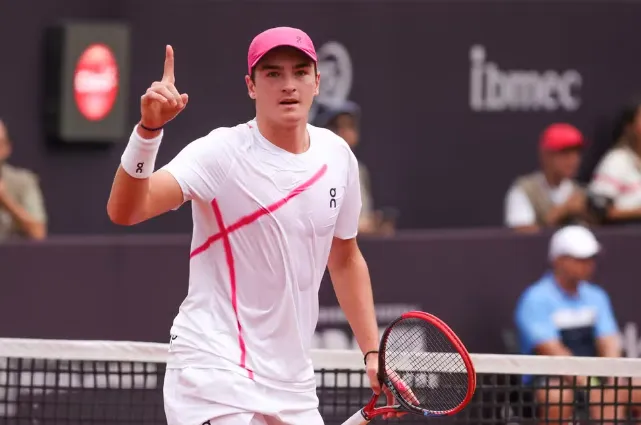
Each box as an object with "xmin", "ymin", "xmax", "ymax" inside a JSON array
[
  {"xmin": 313, "ymin": 101, "xmax": 396, "ymax": 235},
  {"xmin": 514, "ymin": 225, "xmax": 640, "ymax": 424},
  {"xmin": 504, "ymin": 123, "xmax": 589, "ymax": 233},
  {"xmin": 0, "ymin": 119, "xmax": 47, "ymax": 241},
  {"xmin": 588, "ymin": 99, "xmax": 641, "ymax": 225}
]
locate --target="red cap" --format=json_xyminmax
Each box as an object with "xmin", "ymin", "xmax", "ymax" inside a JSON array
[
  {"xmin": 540, "ymin": 123, "xmax": 585, "ymax": 151},
  {"xmin": 247, "ymin": 27, "xmax": 317, "ymax": 75}
]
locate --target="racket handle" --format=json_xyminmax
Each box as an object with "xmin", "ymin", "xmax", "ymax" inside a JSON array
[{"xmin": 341, "ymin": 409, "xmax": 370, "ymax": 425}]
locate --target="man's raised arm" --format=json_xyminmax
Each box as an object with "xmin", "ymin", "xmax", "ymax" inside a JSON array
[{"xmin": 107, "ymin": 45, "xmax": 189, "ymax": 225}]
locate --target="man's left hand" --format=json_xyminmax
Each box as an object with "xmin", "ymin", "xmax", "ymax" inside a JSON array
[{"xmin": 365, "ymin": 353, "xmax": 407, "ymax": 420}]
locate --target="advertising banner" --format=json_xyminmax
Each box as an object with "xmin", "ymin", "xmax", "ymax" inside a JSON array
[{"xmin": 2, "ymin": 1, "xmax": 640, "ymax": 232}]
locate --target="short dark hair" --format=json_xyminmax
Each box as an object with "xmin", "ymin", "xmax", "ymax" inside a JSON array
[{"xmin": 613, "ymin": 97, "xmax": 641, "ymax": 141}]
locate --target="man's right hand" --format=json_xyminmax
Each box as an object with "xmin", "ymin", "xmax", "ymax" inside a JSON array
[
  {"xmin": 565, "ymin": 190, "xmax": 586, "ymax": 215},
  {"xmin": 139, "ymin": 45, "xmax": 188, "ymax": 134},
  {"xmin": 545, "ymin": 190, "xmax": 586, "ymax": 226}
]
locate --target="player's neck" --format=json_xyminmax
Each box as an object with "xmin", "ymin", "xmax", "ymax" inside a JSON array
[
  {"xmin": 542, "ymin": 169, "xmax": 563, "ymax": 188},
  {"xmin": 553, "ymin": 271, "xmax": 580, "ymax": 295},
  {"xmin": 256, "ymin": 117, "xmax": 309, "ymax": 154}
]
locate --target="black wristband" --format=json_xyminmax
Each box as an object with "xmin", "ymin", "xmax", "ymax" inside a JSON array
[
  {"xmin": 363, "ymin": 350, "xmax": 379, "ymax": 365},
  {"xmin": 139, "ymin": 122, "xmax": 163, "ymax": 132}
]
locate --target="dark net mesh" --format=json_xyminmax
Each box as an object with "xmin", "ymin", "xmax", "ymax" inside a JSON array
[
  {"xmin": 383, "ymin": 318, "xmax": 470, "ymax": 412},
  {"xmin": 2, "ymin": 354, "xmax": 641, "ymax": 424}
]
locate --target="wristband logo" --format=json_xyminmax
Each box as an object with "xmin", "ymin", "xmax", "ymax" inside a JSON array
[{"xmin": 73, "ymin": 43, "xmax": 119, "ymax": 121}]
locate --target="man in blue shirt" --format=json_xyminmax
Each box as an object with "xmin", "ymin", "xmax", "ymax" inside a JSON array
[{"xmin": 514, "ymin": 225, "xmax": 640, "ymax": 424}]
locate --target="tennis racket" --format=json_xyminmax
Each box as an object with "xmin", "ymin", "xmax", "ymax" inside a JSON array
[{"xmin": 342, "ymin": 310, "xmax": 476, "ymax": 425}]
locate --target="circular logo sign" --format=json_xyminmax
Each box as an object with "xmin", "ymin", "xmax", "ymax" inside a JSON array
[
  {"xmin": 316, "ymin": 41, "xmax": 353, "ymax": 108},
  {"xmin": 309, "ymin": 41, "xmax": 353, "ymax": 123},
  {"xmin": 73, "ymin": 44, "xmax": 119, "ymax": 121}
]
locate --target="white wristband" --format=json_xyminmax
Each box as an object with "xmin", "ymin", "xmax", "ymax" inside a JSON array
[{"xmin": 121, "ymin": 126, "xmax": 163, "ymax": 179}]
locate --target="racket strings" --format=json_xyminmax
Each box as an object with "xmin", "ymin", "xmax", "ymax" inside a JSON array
[{"xmin": 383, "ymin": 318, "xmax": 469, "ymax": 413}]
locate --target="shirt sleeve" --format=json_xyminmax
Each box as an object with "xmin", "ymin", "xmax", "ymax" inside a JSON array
[
  {"xmin": 504, "ymin": 184, "xmax": 536, "ymax": 227},
  {"xmin": 160, "ymin": 128, "xmax": 236, "ymax": 204},
  {"xmin": 594, "ymin": 288, "xmax": 619, "ymax": 338},
  {"xmin": 334, "ymin": 150, "xmax": 362, "ymax": 240},
  {"xmin": 514, "ymin": 289, "xmax": 559, "ymax": 353},
  {"xmin": 589, "ymin": 150, "xmax": 633, "ymax": 200}
]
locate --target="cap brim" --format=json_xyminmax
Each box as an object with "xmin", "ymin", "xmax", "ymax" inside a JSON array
[
  {"xmin": 313, "ymin": 101, "xmax": 361, "ymax": 127},
  {"xmin": 249, "ymin": 44, "xmax": 317, "ymax": 72},
  {"xmin": 544, "ymin": 142, "xmax": 585, "ymax": 151},
  {"xmin": 570, "ymin": 243, "xmax": 602, "ymax": 259}
]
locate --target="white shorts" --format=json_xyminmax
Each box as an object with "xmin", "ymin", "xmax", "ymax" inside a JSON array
[
  {"xmin": 163, "ymin": 367, "xmax": 324, "ymax": 425},
  {"xmin": 198, "ymin": 412, "xmax": 319, "ymax": 425}
]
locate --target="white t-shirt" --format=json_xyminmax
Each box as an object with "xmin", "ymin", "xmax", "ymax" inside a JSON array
[
  {"xmin": 160, "ymin": 119, "xmax": 361, "ymax": 392},
  {"xmin": 504, "ymin": 175, "xmax": 575, "ymax": 227},
  {"xmin": 589, "ymin": 147, "xmax": 641, "ymax": 210}
]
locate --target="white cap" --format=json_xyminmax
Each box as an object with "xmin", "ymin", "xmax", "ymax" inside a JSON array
[{"xmin": 549, "ymin": 225, "xmax": 601, "ymax": 261}]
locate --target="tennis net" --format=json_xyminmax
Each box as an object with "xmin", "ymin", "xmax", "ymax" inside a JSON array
[{"xmin": 1, "ymin": 338, "xmax": 641, "ymax": 425}]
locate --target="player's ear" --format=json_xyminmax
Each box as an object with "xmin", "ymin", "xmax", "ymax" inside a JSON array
[
  {"xmin": 245, "ymin": 75, "xmax": 257, "ymax": 100},
  {"xmin": 314, "ymin": 71, "xmax": 320, "ymax": 96}
]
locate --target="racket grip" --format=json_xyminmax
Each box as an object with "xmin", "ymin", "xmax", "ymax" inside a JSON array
[{"xmin": 341, "ymin": 409, "xmax": 370, "ymax": 425}]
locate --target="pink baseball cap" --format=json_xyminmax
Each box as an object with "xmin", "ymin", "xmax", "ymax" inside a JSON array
[
  {"xmin": 247, "ymin": 27, "xmax": 318, "ymax": 75},
  {"xmin": 540, "ymin": 123, "xmax": 585, "ymax": 151}
]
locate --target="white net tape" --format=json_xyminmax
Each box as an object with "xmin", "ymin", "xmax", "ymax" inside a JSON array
[{"xmin": 2, "ymin": 337, "xmax": 641, "ymax": 377}]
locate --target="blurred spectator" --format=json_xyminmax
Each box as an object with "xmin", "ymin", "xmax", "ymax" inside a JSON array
[
  {"xmin": 0, "ymin": 119, "xmax": 47, "ymax": 241},
  {"xmin": 514, "ymin": 225, "xmax": 640, "ymax": 424},
  {"xmin": 313, "ymin": 101, "xmax": 396, "ymax": 235},
  {"xmin": 504, "ymin": 123, "xmax": 588, "ymax": 233},
  {"xmin": 588, "ymin": 99, "xmax": 641, "ymax": 225}
]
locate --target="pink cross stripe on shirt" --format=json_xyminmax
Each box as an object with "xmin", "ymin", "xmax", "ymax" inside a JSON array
[{"xmin": 189, "ymin": 164, "xmax": 328, "ymax": 379}]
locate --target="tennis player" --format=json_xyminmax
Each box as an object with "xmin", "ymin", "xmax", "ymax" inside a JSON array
[{"xmin": 107, "ymin": 27, "xmax": 395, "ymax": 425}]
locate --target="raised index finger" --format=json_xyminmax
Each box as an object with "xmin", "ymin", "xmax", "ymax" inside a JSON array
[{"xmin": 162, "ymin": 45, "xmax": 175, "ymax": 84}]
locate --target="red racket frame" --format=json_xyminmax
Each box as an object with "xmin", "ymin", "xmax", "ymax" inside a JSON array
[{"xmin": 360, "ymin": 310, "xmax": 476, "ymax": 420}]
